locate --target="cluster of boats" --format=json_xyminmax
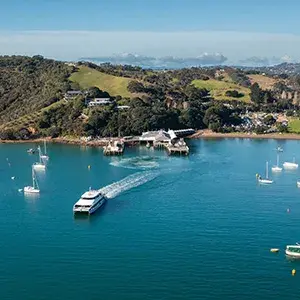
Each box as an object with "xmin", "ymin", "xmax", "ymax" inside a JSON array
[
  {"xmin": 257, "ymin": 147, "xmax": 300, "ymax": 258},
  {"xmin": 256, "ymin": 148, "xmax": 299, "ymax": 185},
  {"xmin": 25, "ymin": 141, "xmax": 106, "ymax": 215}
]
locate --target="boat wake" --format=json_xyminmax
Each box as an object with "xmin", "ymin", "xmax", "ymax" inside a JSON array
[
  {"xmin": 109, "ymin": 156, "xmax": 160, "ymax": 170},
  {"xmin": 99, "ymin": 171, "xmax": 159, "ymax": 199}
]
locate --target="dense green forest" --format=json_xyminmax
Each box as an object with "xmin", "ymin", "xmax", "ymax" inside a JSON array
[{"xmin": 0, "ymin": 56, "xmax": 299, "ymax": 140}]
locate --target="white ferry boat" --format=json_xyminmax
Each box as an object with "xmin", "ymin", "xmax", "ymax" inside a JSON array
[{"xmin": 73, "ymin": 188, "xmax": 106, "ymax": 214}]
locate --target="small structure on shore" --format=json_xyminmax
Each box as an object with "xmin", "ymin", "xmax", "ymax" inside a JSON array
[
  {"xmin": 166, "ymin": 138, "xmax": 189, "ymax": 156},
  {"xmin": 103, "ymin": 140, "xmax": 124, "ymax": 156},
  {"xmin": 139, "ymin": 129, "xmax": 190, "ymax": 155}
]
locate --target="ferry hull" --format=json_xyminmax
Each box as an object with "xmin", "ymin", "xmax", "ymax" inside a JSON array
[{"xmin": 73, "ymin": 198, "xmax": 106, "ymax": 215}]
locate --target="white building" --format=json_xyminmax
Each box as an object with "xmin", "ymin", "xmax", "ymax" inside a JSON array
[{"xmin": 88, "ymin": 98, "xmax": 113, "ymax": 107}]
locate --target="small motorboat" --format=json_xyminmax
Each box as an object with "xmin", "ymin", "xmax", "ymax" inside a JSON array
[
  {"xmin": 276, "ymin": 147, "xmax": 283, "ymax": 152},
  {"xmin": 297, "ymin": 181, "xmax": 300, "ymax": 188},
  {"xmin": 270, "ymin": 248, "xmax": 280, "ymax": 253},
  {"xmin": 286, "ymin": 244, "xmax": 300, "ymax": 258},
  {"xmin": 27, "ymin": 148, "xmax": 35, "ymax": 154}
]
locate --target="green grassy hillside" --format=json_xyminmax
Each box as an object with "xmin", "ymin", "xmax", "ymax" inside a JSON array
[
  {"xmin": 70, "ymin": 66, "xmax": 134, "ymax": 98},
  {"xmin": 288, "ymin": 119, "xmax": 300, "ymax": 133},
  {"xmin": 192, "ymin": 79, "xmax": 251, "ymax": 102}
]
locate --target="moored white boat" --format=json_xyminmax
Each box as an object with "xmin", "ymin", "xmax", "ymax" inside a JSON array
[
  {"xmin": 297, "ymin": 181, "xmax": 300, "ymax": 188},
  {"xmin": 24, "ymin": 167, "xmax": 40, "ymax": 194},
  {"xmin": 33, "ymin": 146, "xmax": 46, "ymax": 171},
  {"xmin": 283, "ymin": 159, "xmax": 298, "ymax": 170},
  {"xmin": 40, "ymin": 140, "xmax": 49, "ymax": 161},
  {"xmin": 272, "ymin": 153, "xmax": 282, "ymax": 173},
  {"xmin": 257, "ymin": 161, "xmax": 273, "ymax": 184},
  {"xmin": 73, "ymin": 188, "xmax": 106, "ymax": 215},
  {"xmin": 286, "ymin": 244, "xmax": 300, "ymax": 258}
]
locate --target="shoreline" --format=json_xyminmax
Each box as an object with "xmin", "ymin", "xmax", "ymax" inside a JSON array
[
  {"xmin": 1, "ymin": 130, "xmax": 300, "ymax": 146},
  {"xmin": 189, "ymin": 130, "xmax": 300, "ymax": 140}
]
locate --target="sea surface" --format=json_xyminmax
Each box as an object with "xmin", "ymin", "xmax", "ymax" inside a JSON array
[{"xmin": 1, "ymin": 139, "xmax": 300, "ymax": 299}]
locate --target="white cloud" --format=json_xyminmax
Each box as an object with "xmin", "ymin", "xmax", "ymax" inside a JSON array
[{"xmin": 0, "ymin": 30, "xmax": 300, "ymax": 63}]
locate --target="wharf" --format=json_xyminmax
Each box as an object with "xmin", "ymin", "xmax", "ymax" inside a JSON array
[
  {"xmin": 166, "ymin": 138, "xmax": 189, "ymax": 156},
  {"xmin": 103, "ymin": 140, "xmax": 124, "ymax": 156}
]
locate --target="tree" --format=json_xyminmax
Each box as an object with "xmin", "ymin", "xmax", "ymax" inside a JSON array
[
  {"xmin": 225, "ymin": 90, "xmax": 244, "ymax": 98},
  {"xmin": 250, "ymin": 83, "xmax": 263, "ymax": 104},
  {"xmin": 87, "ymin": 87, "xmax": 110, "ymax": 98},
  {"xmin": 263, "ymin": 115, "xmax": 276, "ymax": 125},
  {"xmin": 127, "ymin": 81, "xmax": 145, "ymax": 93}
]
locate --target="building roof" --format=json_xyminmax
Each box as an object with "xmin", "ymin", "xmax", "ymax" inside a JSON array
[{"xmin": 66, "ymin": 90, "xmax": 82, "ymax": 94}]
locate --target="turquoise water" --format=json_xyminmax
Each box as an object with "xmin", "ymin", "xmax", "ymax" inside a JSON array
[{"xmin": 1, "ymin": 139, "xmax": 300, "ymax": 299}]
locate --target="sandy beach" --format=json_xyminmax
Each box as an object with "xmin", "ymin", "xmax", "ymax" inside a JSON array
[{"xmin": 190, "ymin": 130, "xmax": 300, "ymax": 140}]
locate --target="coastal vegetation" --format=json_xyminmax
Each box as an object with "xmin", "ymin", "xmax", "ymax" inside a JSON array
[{"xmin": 1, "ymin": 55, "xmax": 300, "ymax": 140}]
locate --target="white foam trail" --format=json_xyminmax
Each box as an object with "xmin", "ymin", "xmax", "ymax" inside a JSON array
[
  {"xmin": 109, "ymin": 156, "xmax": 160, "ymax": 170},
  {"xmin": 99, "ymin": 171, "xmax": 159, "ymax": 199}
]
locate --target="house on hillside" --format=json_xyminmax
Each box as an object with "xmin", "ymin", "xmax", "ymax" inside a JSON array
[
  {"xmin": 64, "ymin": 90, "xmax": 83, "ymax": 100},
  {"xmin": 87, "ymin": 98, "xmax": 114, "ymax": 107},
  {"xmin": 117, "ymin": 105, "xmax": 130, "ymax": 110}
]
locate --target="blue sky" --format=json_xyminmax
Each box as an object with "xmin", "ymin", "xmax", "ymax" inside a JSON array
[{"xmin": 1, "ymin": 0, "xmax": 300, "ymax": 63}]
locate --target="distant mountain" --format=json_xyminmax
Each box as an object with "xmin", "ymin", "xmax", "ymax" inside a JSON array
[
  {"xmin": 79, "ymin": 53, "xmax": 228, "ymax": 69},
  {"xmin": 241, "ymin": 63, "xmax": 300, "ymax": 75}
]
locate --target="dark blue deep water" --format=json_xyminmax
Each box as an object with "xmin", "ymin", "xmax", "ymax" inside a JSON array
[{"xmin": 1, "ymin": 139, "xmax": 300, "ymax": 299}]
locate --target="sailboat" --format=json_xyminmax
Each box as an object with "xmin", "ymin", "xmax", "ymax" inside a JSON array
[
  {"xmin": 40, "ymin": 140, "xmax": 49, "ymax": 161},
  {"xmin": 283, "ymin": 157, "xmax": 298, "ymax": 170},
  {"xmin": 272, "ymin": 153, "xmax": 282, "ymax": 172},
  {"xmin": 33, "ymin": 146, "xmax": 46, "ymax": 170},
  {"xmin": 24, "ymin": 166, "xmax": 40, "ymax": 194},
  {"xmin": 257, "ymin": 161, "xmax": 273, "ymax": 184}
]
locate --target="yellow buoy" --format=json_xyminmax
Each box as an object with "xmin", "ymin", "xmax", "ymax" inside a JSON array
[
  {"xmin": 270, "ymin": 248, "xmax": 279, "ymax": 253},
  {"xmin": 292, "ymin": 269, "xmax": 296, "ymax": 276},
  {"xmin": 88, "ymin": 165, "xmax": 91, "ymax": 170}
]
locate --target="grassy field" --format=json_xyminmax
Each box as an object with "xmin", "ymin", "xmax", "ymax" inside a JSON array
[
  {"xmin": 192, "ymin": 78, "xmax": 251, "ymax": 102},
  {"xmin": 247, "ymin": 74, "xmax": 277, "ymax": 90},
  {"xmin": 70, "ymin": 66, "xmax": 134, "ymax": 98},
  {"xmin": 288, "ymin": 119, "xmax": 300, "ymax": 133}
]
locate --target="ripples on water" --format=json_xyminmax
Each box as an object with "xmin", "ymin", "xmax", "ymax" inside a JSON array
[
  {"xmin": 109, "ymin": 155, "xmax": 160, "ymax": 170},
  {"xmin": 2, "ymin": 140, "xmax": 300, "ymax": 300}
]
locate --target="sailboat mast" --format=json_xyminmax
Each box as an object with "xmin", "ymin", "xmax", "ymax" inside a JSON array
[
  {"xmin": 38, "ymin": 146, "xmax": 42, "ymax": 163},
  {"xmin": 277, "ymin": 153, "xmax": 279, "ymax": 167},
  {"xmin": 32, "ymin": 167, "xmax": 35, "ymax": 188},
  {"xmin": 44, "ymin": 140, "xmax": 47, "ymax": 155},
  {"xmin": 266, "ymin": 161, "xmax": 269, "ymax": 179}
]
